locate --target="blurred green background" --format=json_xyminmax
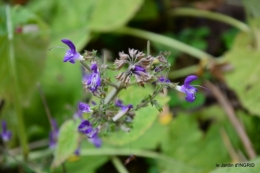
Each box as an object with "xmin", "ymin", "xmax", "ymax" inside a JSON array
[{"xmin": 1, "ymin": 0, "xmax": 260, "ymax": 172}]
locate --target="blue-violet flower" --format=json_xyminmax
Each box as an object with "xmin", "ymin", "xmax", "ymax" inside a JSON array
[
  {"xmin": 83, "ymin": 62, "xmax": 101, "ymax": 92},
  {"xmin": 61, "ymin": 39, "xmax": 84, "ymax": 64},
  {"xmin": 1, "ymin": 120, "xmax": 12, "ymax": 142},
  {"xmin": 78, "ymin": 102, "xmax": 93, "ymax": 113},
  {"xmin": 175, "ymin": 75, "xmax": 200, "ymax": 102},
  {"xmin": 78, "ymin": 120, "xmax": 101, "ymax": 148},
  {"xmin": 158, "ymin": 76, "xmax": 170, "ymax": 83}
]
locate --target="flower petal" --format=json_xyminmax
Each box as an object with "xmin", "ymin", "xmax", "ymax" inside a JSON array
[
  {"xmin": 184, "ymin": 75, "xmax": 198, "ymax": 86},
  {"xmin": 89, "ymin": 136, "xmax": 102, "ymax": 148},
  {"xmin": 78, "ymin": 120, "xmax": 93, "ymax": 134},
  {"xmin": 78, "ymin": 102, "xmax": 92, "ymax": 113},
  {"xmin": 61, "ymin": 39, "xmax": 76, "ymax": 53},
  {"xmin": 183, "ymin": 86, "xmax": 198, "ymax": 102}
]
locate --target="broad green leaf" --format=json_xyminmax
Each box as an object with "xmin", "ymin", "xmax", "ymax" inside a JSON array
[
  {"xmin": 88, "ymin": 0, "xmax": 144, "ymax": 32},
  {"xmin": 160, "ymin": 106, "xmax": 242, "ymax": 173},
  {"xmin": 225, "ymin": 31, "xmax": 260, "ymax": 116},
  {"xmin": 28, "ymin": 0, "xmax": 94, "ymax": 48},
  {"xmin": 103, "ymin": 85, "xmax": 169, "ymax": 146},
  {"xmin": 53, "ymin": 156, "xmax": 109, "ymax": 173},
  {"xmin": 125, "ymin": 120, "xmax": 168, "ymax": 150},
  {"xmin": 52, "ymin": 119, "xmax": 80, "ymax": 168},
  {"xmin": 210, "ymin": 158, "xmax": 260, "ymax": 173},
  {"xmin": 0, "ymin": 6, "xmax": 49, "ymax": 101}
]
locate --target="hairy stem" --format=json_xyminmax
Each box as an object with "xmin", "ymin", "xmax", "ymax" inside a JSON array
[
  {"xmin": 5, "ymin": 4, "xmax": 29, "ymax": 160},
  {"xmin": 80, "ymin": 60, "xmax": 91, "ymax": 71},
  {"xmin": 104, "ymin": 87, "xmax": 122, "ymax": 105},
  {"xmin": 170, "ymin": 8, "xmax": 250, "ymax": 32},
  {"xmin": 111, "ymin": 156, "xmax": 129, "ymax": 173}
]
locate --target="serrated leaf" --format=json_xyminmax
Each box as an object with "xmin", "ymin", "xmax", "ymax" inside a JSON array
[
  {"xmin": 52, "ymin": 119, "xmax": 80, "ymax": 168},
  {"xmin": 225, "ymin": 31, "xmax": 260, "ymax": 116},
  {"xmin": 103, "ymin": 85, "xmax": 169, "ymax": 146},
  {"xmin": 88, "ymin": 0, "xmax": 144, "ymax": 32}
]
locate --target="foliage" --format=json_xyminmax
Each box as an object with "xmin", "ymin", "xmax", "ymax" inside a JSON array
[{"xmin": 1, "ymin": 0, "xmax": 260, "ymax": 173}]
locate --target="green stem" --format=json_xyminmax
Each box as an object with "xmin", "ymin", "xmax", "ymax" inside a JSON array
[
  {"xmin": 116, "ymin": 26, "xmax": 215, "ymax": 60},
  {"xmin": 170, "ymin": 8, "xmax": 250, "ymax": 32},
  {"xmin": 5, "ymin": 4, "xmax": 29, "ymax": 160},
  {"xmin": 147, "ymin": 40, "xmax": 150, "ymax": 55},
  {"xmin": 80, "ymin": 60, "xmax": 91, "ymax": 71},
  {"xmin": 104, "ymin": 87, "xmax": 121, "ymax": 104},
  {"xmin": 6, "ymin": 148, "xmax": 198, "ymax": 171},
  {"xmin": 111, "ymin": 156, "xmax": 129, "ymax": 173},
  {"xmin": 168, "ymin": 65, "xmax": 199, "ymax": 79}
]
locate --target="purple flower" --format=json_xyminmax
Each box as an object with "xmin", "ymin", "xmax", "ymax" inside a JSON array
[
  {"xmin": 158, "ymin": 76, "xmax": 170, "ymax": 83},
  {"xmin": 132, "ymin": 65, "xmax": 146, "ymax": 75},
  {"xmin": 1, "ymin": 120, "xmax": 12, "ymax": 142},
  {"xmin": 78, "ymin": 120, "xmax": 93, "ymax": 134},
  {"xmin": 175, "ymin": 75, "xmax": 200, "ymax": 102},
  {"xmin": 83, "ymin": 62, "xmax": 101, "ymax": 92},
  {"xmin": 78, "ymin": 102, "xmax": 92, "ymax": 113},
  {"xmin": 74, "ymin": 147, "xmax": 80, "ymax": 156},
  {"xmin": 78, "ymin": 120, "xmax": 101, "ymax": 148},
  {"xmin": 49, "ymin": 119, "xmax": 59, "ymax": 149},
  {"xmin": 61, "ymin": 39, "xmax": 83, "ymax": 64},
  {"xmin": 113, "ymin": 100, "xmax": 133, "ymax": 122}
]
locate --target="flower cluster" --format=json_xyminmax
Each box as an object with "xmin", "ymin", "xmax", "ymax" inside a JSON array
[{"xmin": 59, "ymin": 39, "xmax": 207, "ymax": 149}]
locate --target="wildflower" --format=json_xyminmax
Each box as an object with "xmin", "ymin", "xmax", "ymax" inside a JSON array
[
  {"xmin": 78, "ymin": 120, "xmax": 101, "ymax": 148},
  {"xmin": 112, "ymin": 100, "xmax": 133, "ymax": 122},
  {"xmin": 49, "ymin": 119, "xmax": 59, "ymax": 149},
  {"xmin": 61, "ymin": 39, "xmax": 84, "ymax": 64},
  {"xmin": 1, "ymin": 120, "xmax": 12, "ymax": 142},
  {"xmin": 78, "ymin": 120, "xmax": 93, "ymax": 134},
  {"xmin": 114, "ymin": 49, "xmax": 153, "ymax": 86},
  {"xmin": 78, "ymin": 102, "xmax": 93, "ymax": 113},
  {"xmin": 175, "ymin": 75, "xmax": 206, "ymax": 102},
  {"xmin": 158, "ymin": 76, "xmax": 170, "ymax": 83},
  {"xmin": 83, "ymin": 62, "xmax": 101, "ymax": 92},
  {"xmin": 74, "ymin": 146, "xmax": 80, "ymax": 156}
]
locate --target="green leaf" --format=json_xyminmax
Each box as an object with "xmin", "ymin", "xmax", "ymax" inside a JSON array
[
  {"xmin": 160, "ymin": 106, "xmax": 242, "ymax": 173},
  {"xmin": 88, "ymin": 0, "xmax": 144, "ymax": 32},
  {"xmin": 126, "ymin": 120, "xmax": 167, "ymax": 150},
  {"xmin": 52, "ymin": 119, "xmax": 80, "ymax": 168},
  {"xmin": 103, "ymin": 85, "xmax": 169, "ymax": 146},
  {"xmin": 225, "ymin": 31, "xmax": 260, "ymax": 116},
  {"xmin": 0, "ymin": 6, "xmax": 49, "ymax": 101},
  {"xmin": 53, "ymin": 156, "xmax": 109, "ymax": 173}
]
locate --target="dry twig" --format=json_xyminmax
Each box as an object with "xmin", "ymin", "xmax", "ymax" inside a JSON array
[{"xmin": 205, "ymin": 81, "xmax": 256, "ymax": 159}]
